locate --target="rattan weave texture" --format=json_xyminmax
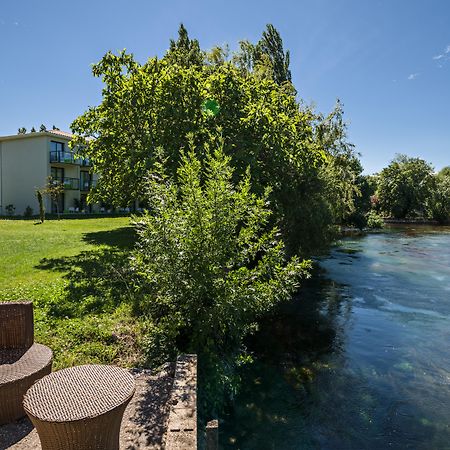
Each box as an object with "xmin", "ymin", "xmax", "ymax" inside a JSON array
[
  {"xmin": 0, "ymin": 302, "xmax": 53, "ymax": 425},
  {"xmin": 0, "ymin": 345, "xmax": 52, "ymax": 424},
  {"xmin": 0, "ymin": 343, "xmax": 52, "ymax": 384},
  {"xmin": 0, "ymin": 302, "xmax": 34, "ymax": 349},
  {"xmin": 23, "ymin": 365, "xmax": 135, "ymax": 450},
  {"xmin": 23, "ymin": 365, "xmax": 135, "ymax": 421}
]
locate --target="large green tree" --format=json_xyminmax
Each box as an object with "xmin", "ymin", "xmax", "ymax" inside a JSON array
[
  {"xmin": 377, "ymin": 154, "xmax": 435, "ymax": 218},
  {"xmin": 233, "ymin": 24, "xmax": 292, "ymax": 87},
  {"xmin": 71, "ymin": 26, "xmax": 359, "ymax": 256},
  {"xmin": 314, "ymin": 100, "xmax": 363, "ymax": 225},
  {"xmin": 258, "ymin": 24, "xmax": 292, "ymax": 85},
  {"xmin": 165, "ymin": 23, "xmax": 203, "ymax": 67}
]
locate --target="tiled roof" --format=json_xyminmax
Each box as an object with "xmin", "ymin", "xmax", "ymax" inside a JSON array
[
  {"xmin": 0, "ymin": 129, "xmax": 89, "ymax": 142},
  {"xmin": 46, "ymin": 129, "xmax": 74, "ymax": 138}
]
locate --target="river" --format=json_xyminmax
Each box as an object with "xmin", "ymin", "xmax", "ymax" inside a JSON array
[{"xmin": 222, "ymin": 226, "xmax": 450, "ymax": 449}]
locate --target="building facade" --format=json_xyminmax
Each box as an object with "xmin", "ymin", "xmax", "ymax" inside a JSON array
[{"xmin": 0, "ymin": 130, "xmax": 97, "ymax": 216}]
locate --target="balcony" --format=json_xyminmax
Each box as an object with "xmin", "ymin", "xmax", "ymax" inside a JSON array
[
  {"xmin": 50, "ymin": 151, "xmax": 77, "ymax": 164},
  {"xmin": 50, "ymin": 151, "xmax": 90, "ymax": 166},
  {"xmin": 52, "ymin": 177, "xmax": 80, "ymax": 190}
]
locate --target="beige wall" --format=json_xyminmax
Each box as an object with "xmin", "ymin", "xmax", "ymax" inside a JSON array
[
  {"xmin": 0, "ymin": 134, "xmax": 99, "ymax": 215},
  {"xmin": 0, "ymin": 136, "xmax": 50, "ymax": 215}
]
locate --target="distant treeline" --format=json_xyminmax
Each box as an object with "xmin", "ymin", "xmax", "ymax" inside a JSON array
[{"xmin": 347, "ymin": 155, "xmax": 450, "ymax": 227}]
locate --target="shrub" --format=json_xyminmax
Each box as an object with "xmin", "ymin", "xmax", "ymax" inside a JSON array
[
  {"xmin": 131, "ymin": 140, "xmax": 310, "ymax": 414},
  {"xmin": 366, "ymin": 211, "xmax": 384, "ymax": 229}
]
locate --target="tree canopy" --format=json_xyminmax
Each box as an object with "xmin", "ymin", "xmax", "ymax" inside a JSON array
[
  {"xmin": 233, "ymin": 24, "xmax": 292, "ymax": 86},
  {"xmin": 377, "ymin": 154, "xmax": 435, "ymax": 219},
  {"xmin": 428, "ymin": 167, "xmax": 450, "ymax": 222},
  {"xmin": 71, "ymin": 24, "xmax": 360, "ymax": 256},
  {"xmin": 165, "ymin": 23, "xmax": 203, "ymax": 67}
]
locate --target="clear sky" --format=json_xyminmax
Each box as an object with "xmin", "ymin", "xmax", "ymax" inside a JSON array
[{"xmin": 1, "ymin": 0, "xmax": 449, "ymax": 173}]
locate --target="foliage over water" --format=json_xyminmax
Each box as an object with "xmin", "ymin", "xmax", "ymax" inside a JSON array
[{"xmin": 222, "ymin": 226, "xmax": 450, "ymax": 449}]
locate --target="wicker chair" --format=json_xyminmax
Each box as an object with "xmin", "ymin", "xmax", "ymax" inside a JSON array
[{"xmin": 0, "ymin": 301, "xmax": 53, "ymax": 424}]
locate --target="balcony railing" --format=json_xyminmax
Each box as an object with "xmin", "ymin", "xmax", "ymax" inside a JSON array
[
  {"xmin": 50, "ymin": 151, "xmax": 90, "ymax": 166},
  {"xmin": 52, "ymin": 177, "xmax": 80, "ymax": 190},
  {"xmin": 50, "ymin": 151, "xmax": 77, "ymax": 164}
]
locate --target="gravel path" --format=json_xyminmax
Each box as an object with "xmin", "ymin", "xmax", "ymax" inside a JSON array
[{"xmin": 0, "ymin": 364, "xmax": 175, "ymax": 450}]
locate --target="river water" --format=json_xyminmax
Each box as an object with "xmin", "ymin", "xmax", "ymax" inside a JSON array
[{"xmin": 222, "ymin": 227, "xmax": 450, "ymax": 449}]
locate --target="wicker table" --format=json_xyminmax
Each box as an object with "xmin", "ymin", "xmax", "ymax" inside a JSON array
[{"xmin": 23, "ymin": 364, "xmax": 135, "ymax": 450}]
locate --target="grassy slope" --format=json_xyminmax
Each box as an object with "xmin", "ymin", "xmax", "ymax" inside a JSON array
[{"xmin": 0, "ymin": 217, "xmax": 144, "ymax": 369}]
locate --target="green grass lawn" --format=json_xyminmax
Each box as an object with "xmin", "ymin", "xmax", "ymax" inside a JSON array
[{"xmin": 0, "ymin": 217, "xmax": 145, "ymax": 369}]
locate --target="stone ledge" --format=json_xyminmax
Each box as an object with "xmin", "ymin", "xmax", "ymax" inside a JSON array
[{"xmin": 165, "ymin": 354, "xmax": 197, "ymax": 450}]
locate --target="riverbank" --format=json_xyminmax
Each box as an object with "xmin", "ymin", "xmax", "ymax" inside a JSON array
[{"xmin": 383, "ymin": 218, "xmax": 445, "ymax": 225}]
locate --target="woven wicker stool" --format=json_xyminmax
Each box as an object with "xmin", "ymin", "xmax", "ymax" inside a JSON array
[{"xmin": 23, "ymin": 364, "xmax": 135, "ymax": 450}]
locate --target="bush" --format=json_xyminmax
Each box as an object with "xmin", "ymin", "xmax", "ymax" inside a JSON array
[
  {"xmin": 131, "ymin": 140, "xmax": 310, "ymax": 414},
  {"xmin": 366, "ymin": 211, "xmax": 384, "ymax": 229}
]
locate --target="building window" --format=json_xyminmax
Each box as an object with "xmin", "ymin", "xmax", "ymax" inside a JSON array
[
  {"xmin": 50, "ymin": 141, "xmax": 64, "ymax": 153},
  {"xmin": 80, "ymin": 171, "xmax": 91, "ymax": 190},
  {"xmin": 49, "ymin": 141, "xmax": 74, "ymax": 163},
  {"xmin": 50, "ymin": 141, "xmax": 64, "ymax": 159},
  {"xmin": 51, "ymin": 167, "xmax": 64, "ymax": 181}
]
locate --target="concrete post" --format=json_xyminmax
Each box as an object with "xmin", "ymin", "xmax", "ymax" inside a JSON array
[{"xmin": 206, "ymin": 420, "xmax": 219, "ymax": 450}]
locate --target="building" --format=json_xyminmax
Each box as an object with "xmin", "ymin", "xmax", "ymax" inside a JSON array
[{"xmin": 0, "ymin": 130, "xmax": 97, "ymax": 216}]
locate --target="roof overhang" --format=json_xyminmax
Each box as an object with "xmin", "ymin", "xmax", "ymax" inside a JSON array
[{"xmin": 0, "ymin": 131, "xmax": 73, "ymax": 142}]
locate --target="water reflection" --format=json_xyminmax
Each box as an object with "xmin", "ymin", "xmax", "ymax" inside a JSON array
[{"xmin": 222, "ymin": 227, "xmax": 450, "ymax": 450}]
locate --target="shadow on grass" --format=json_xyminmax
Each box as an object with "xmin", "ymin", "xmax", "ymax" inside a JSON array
[
  {"xmin": 35, "ymin": 227, "xmax": 138, "ymax": 318},
  {"xmin": 82, "ymin": 226, "xmax": 137, "ymax": 249}
]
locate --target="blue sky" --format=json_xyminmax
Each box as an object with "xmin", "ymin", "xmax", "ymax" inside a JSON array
[{"xmin": 1, "ymin": 0, "xmax": 449, "ymax": 173}]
